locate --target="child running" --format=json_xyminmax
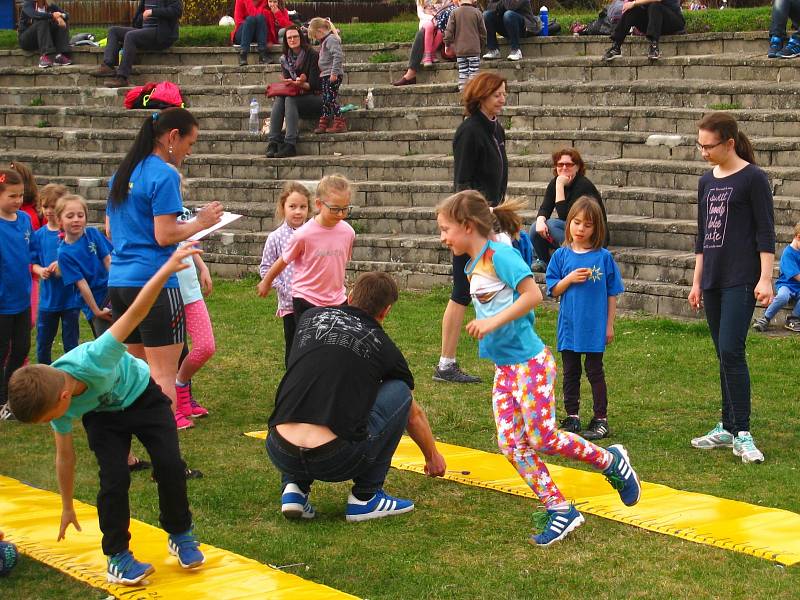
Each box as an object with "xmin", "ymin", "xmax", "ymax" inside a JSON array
[
  {"xmin": 0, "ymin": 169, "xmax": 33, "ymax": 419},
  {"xmin": 258, "ymin": 181, "xmax": 311, "ymax": 366},
  {"xmin": 30, "ymin": 184, "xmax": 81, "ymax": 365},
  {"xmin": 308, "ymin": 18, "xmax": 347, "ymax": 134},
  {"xmin": 258, "ymin": 174, "xmax": 355, "ymax": 327},
  {"xmin": 436, "ymin": 190, "xmax": 641, "ymax": 546},
  {"xmin": 545, "ymin": 196, "xmax": 624, "ymax": 441},
  {"xmin": 8, "ymin": 244, "xmax": 205, "ymax": 586},
  {"xmin": 752, "ymin": 221, "xmax": 800, "ymax": 333},
  {"xmin": 443, "ymin": 0, "xmax": 486, "ymax": 90},
  {"xmin": 55, "ymin": 194, "xmax": 114, "ymax": 339}
]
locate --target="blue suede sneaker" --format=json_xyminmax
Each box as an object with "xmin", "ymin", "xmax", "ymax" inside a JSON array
[
  {"xmin": 281, "ymin": 483, "xmax": 316, "ymax": 519},
  {"xmin": 106, "ymin": 550, "xmax": 154, "ymax": 585},
  {"xmin": 768, "ymin": 36, "xmax": 784, "ymax": 58},
  {"xmin": 167, "ymin": 530, "xmax": 205, "ymax": 569},
  {"xmin": 778, "ymin": 38, "xmax": 800, "ymax": 58},
  {"xmin": 345, "ymin": 490, "xmax": 414, "ymax": 522},
  {"xmin": 529, "ymin": 505, "xmax": 585, "ymax": 546},
  {"xmin": 603, "ymin": 444, "xmax": 641, "ymax": 507}
]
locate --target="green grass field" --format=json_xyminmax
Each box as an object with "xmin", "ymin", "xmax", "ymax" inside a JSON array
[{"xmin": 1, "ymin": 279, "xmax": 799, "ymax": 599}]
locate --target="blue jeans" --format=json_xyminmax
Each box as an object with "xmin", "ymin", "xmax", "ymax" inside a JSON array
[
  {"xmin": 266, "ymin": 380, "xmax": 413, "ymax": 496},
  {"xmin": 703, "ymin": 285, "xmax": 756, "ymax": 435},
  {"xmin": 484, "ymin": 9, "xmax": 526, "ymax": 51},
  {"xmin": 36, "ymin": 308, "xmax": 80, "ymax": 365},
  {"xmin": 234, "ymin": 14, "xmax": 267, "ymax": 51},
  {"xmin": 764, "ymin": 285, "xmax": 800, "ymax": 320},
  {"xmin": 530, "ymin": 218, "xmax": 565, "ymax": 263},
  {"xmin": 770, "ymin": 0, "xmax": 800, "ymax": 41}
]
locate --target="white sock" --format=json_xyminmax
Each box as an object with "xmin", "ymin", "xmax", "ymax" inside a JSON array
[
  {"xmin": 438, "ymin": 357, "xmax": 456, "ymax": 370},
  {"xmin": 176, "ymin": 379, "xmax": 188, "ymax": 387},
  {"xmin": 549, "ymin": 501, "xmax": 570, "ymax": 513}
]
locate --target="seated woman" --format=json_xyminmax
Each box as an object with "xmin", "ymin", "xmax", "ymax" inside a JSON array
[
  {"xmin": 94, "ymin": 0, "xmax": 182, "ymax": 88},
  {"xmin": 392, "ymin": 0, "xmax": 454, "ymax": 86},
  {"xmin": 17, "ymin": 0, "xmax": 72, "ymax": 68},
  {"xmin": 231, "ymin": 0, "xmax": 268, "ymax": 66},
  {"xmin": 530, "ymin": 148, "xmax": 609, "ymax": 270},
  {"xmin": 266, "ymin": 26, "xmax": 322, "ymax": 159},
  {"xmin": 602, "ymin": 0, "xmax": 685, "ymax": 61}
]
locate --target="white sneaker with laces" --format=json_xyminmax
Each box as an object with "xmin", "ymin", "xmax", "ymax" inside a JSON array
[
  {"xmin": 690, "ymin": 422, "xmax": 733, "ymax": 449},
  {"xmin": 507, "ymin": 49, "xmax": 523, "ymax": 61},
  {"xmin": 483, "ymin": 48, "xmax": 501, "ymax": 59},
  {"xmin": 733, "ymin": 431, "xmax": 765, "ymax": 464}
]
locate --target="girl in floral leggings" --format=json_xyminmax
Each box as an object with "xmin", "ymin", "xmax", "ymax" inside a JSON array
[
  {"xmin": 435, "ymin": 189, "xmax": 642, "ymax": 546},
  {"xmin": 308, "ymin": 18, "xmax": 347, "ymax": 134}
]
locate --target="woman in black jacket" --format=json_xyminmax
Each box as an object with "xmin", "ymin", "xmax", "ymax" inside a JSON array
[
  {"xmin": 17, "ymin": 0, "xmax": 72, "ymax": 68},
  {"xmin": 530, "ymin": 147, "xmax": 608, "ymax": 270},
  {"xmin": 434, "ymin": 72, "xmax": 508, "ymax": 384},
  {"xmin": 95, "ymin": 0, "xmax": 183, "ymax": 87},
  {"xmin": 266, "ymin": 26, "xmax": 323, "ymax": 158}
]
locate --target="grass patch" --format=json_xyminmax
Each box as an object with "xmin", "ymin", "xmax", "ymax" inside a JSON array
[
  {"xmin": 707, "ymin": 102, "xmax": 744, "ymax": 110},
  {"xmin": 2, "ymin": 280, "xmax": 800, "ymax": 598},
  {"xmin": 368, "ymin": 51, "xmax": 406, "ymax": 64}
]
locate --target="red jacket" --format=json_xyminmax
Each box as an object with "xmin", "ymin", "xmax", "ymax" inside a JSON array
[
  {"xmin": 230, "ymin": 0, "xmax": 268, "ymax": 43},
  {"xmin": 266, "ymin": 8, "xmax": 292, "ymax": 44}
]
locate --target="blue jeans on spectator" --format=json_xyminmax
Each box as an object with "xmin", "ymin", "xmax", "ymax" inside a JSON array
[
  {"xmin": 530, "ymin": 218, "xmax": 565, "ymax": 264},
  {"xmin": 703, "ymin": 284, "xmax": 756, "ymax": 436},
  {"xmin": 266, "ymin": 380, "xmax": 412, "ymax": 497},
  {"xmin": 764, "ymin": 285, "xmax": 800, "ymax": 320},
  {"xmin": 234, "ymin": 14, "xmax": 267, "ymax": 52},
  {"xmin": 770, "ymin": 0, "xmax": 800, "ymax": 41},
  {"xmin": 36, "ymin": 308, "xmax": 80, "ymax": 365},
  {"xmin": 484, "ymin": 9, "xmax": 526, "ymax": 51}
]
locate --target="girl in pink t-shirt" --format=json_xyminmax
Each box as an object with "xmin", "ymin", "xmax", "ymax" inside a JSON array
[{"xmin": 257, "ymin": 174, "xmax": 355, "ymax": 331}]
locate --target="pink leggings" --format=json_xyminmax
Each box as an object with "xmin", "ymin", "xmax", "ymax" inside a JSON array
[
  {"xmin": 492, "ymin": 348, "xmax": 612, "ymax": 508},
  {"xmin": 181, "ymin": 299, "xmax": 216, "ymax": 378},
  {"xmin": 422, "ymin": 20, "xmax": 442, "ymax": 56}
]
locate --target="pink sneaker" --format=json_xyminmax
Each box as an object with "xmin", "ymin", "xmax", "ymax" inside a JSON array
[
  {"xmin": 175, "ymin": 412, "xmax": 194, "ymax": 430},
  {"xmin": 186, "ymin": 381, "xmax": 209, "ymax": 418},
  {"xmin": 422, "ymin": 53, "xmax": 433, "ymax": 67}
]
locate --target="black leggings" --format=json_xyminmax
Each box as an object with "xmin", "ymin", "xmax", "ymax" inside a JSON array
[
  {"xmin": 0, "ymin": 308, "xmax": 31, "ymax": 405},
  {"xmin": 561, "ymin": 350, "xmax": 608, "ymax": 419},
  {"xmin": 611, "ymin": 3, "xmax": 685, "ymax": 44}
]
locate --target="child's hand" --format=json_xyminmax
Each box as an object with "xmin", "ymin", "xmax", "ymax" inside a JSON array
[
  {"xmin": 164, "ymin": 242, "xmax": 202, "ymax": 275},
  {"xmin": 256, "ymin": 278, "xmax": 272, "ymax": 298},
  {"xmin": 199, "ymin": 267, "xmax": 213, "ymax": 297},
  {"xmin": 568, "ymin": 268, "xmax": 591, "ymax": 284},
  {"xmin": 33, "ymin": 264, "xmax": 51, "ymax": 279},
  {"xmin": 606, "ymin": 323, "xmax": 615, "ymax": 344},
  {"xmin": 195, "ymin": 202, "xmax": 224, "ymax": 228},
  {"xmin": 688, "ymin": 284, "xmax": 702, "ymax": 311},
  {"xmin": 47, "ymin": 261, "xmax": 60, "ymax": 277},
  {"xmin": 465, "ymin": 317, "xmax": 496, "ymax": 340},
  {"xmin": 57, "ymin": 508, "xmax": 81, "ymax": 541},
  {"xmin": 754, "ymin": 278, "xmax": 774, "ymax": 307},
  {"xmin": 330, "ymin": 73, "xmax": 338, "ymax": 83},
  {"xmin": 95, "ymin": 307, "xmax": 113, "ymax": 322}
]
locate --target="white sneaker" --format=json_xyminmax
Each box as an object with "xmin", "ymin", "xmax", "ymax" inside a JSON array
[
  {"xmin": 690, "ymin": 422, "xmax": 733, "ymax": 449},
  {"xmin": 507, "ymin": 49, "xmax": 523, "ymax": 61},
  {"xmin": 482, "ymin": 48, "xmax": 501, "ymax": 60},
  {"xmin": 733, "ymin": 432, "xmax": 765, "ymax": 464}
]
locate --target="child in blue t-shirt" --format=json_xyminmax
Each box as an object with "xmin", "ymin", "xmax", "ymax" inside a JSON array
[
  {"xmin": 436, "ymin": 190, "xmax": 640, "ymax": 547},
  {"xmin": 545, "ymin": 196, "xmax": 624, "ymax": 441},
  {"xmin": 30, "ymin": 184, "xmax": 82, "ymax": 364},
  {"xmin": 0, "ymin": 169, "xmax": 33, "ymax": 414},
  {"xmin": 7, "ymin": 244, "xmax": 206, "ymax": 586},
  {"xmin": 55, "ymin": 194, "xmax": 114, "ymax": 339},
  {"xmin": 752, "ymin": 221, "xmax": 800, "ymax": 332}
]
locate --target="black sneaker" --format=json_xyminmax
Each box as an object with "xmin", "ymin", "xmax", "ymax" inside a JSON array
[
  {"xmin": 602, "ymin": 45, "xmax": 622, "ymax": 62},
  {"xmin": 751, "ymin": 316, "xmax": 769, "ymax": 332},
  {"xmin": 274, "ymin": 142, "xmax": 297, "ymax": 158},
  {"xmin": 785, "ymin": 316, "xmax": 800, "ymax": 332},
  {"xmin": 433, "ymin": 363, "xmax": 481, "ymax": 384},
  {"xmin": 258, "ymin": 50, "xmax": 268, "ymax": 64},
  {"xmin": 560, "ymin": 416, "xmax": 581, "ymax": 433},
  {"xmin": 647, "ymin": 42, "xmax": 661, "ymax": 60},
  {"xmin": 582, "ymin": 417, "xmax": 609, "ymax": 440},
  {"xmin": 265, "ymin": 141, "xmax": 279, "ymax": 158},
  {"xmin": 239, "ymin": 53, "xmax": 248, "ymax": 67}
]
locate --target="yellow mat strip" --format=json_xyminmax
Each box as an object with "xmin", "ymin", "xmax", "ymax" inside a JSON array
[
  {"xmin": 246, "ymin": 431, "xmax": 800, "ymax": 565},
  {"xmin": 0, "ymin": 474, "xmax": 358, "ymax": 599}
]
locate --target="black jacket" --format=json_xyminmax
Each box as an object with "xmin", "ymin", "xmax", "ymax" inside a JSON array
[
  {"xmin": 18, "ymin": 2, "xmax": 67, "ymax": 34},
  {"xmin": 452, "ymin": 110, "xmax": 508, "ymax": 206},
  {"xmin": 132, "ymin": 0, "xmax": 182, "ymax": 46},
  {"xmin": 280, "ymin": 48, "xmax": 321, "ymax": 94}
]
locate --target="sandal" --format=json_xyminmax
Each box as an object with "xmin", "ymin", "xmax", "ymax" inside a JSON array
[{"xmin": 128, "ymin": 458, "xmax": 152, "ymax": 472}]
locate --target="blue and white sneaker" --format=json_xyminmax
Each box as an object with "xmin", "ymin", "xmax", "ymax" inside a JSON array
[
  {"xmin": 768, "ymin": 36, "xmax": 784, "ymax": 58},
  {"xmin": 529, "ymin": 505, "xmax": 585, "ymax": 546},
  {"xmin": 603, "ymin": 444, "xmax": 641, "ymax": 507},
  {"xmin": 106, "ymin": 550, "xmax": 154, "ymax": 585},
  {"xmin": 345, "ymin": 489, "xmax": 414, "ymax": 522},
  {"xmin": 281, "ymin": 483, "xmax": 316, "ymax": 520},
  {"xmin": 167, "ymin": 530, "xmax": 205, "ymax": 569},
  {"xmin": 778, "ymin": 38, "xmax": 800, "ymax": 58}
]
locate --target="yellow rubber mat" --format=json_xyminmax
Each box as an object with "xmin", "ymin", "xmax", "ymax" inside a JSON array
[
  {"xmin": 246, "ymin": 431, "xmax": 800, "ymax": 565},
  {"xmin": 0, "ymin": 474, "xmax": 357, "ymax": 599}
]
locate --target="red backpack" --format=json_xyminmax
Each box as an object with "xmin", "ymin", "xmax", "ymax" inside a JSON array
[{"xmin": 124, "ymin": 81, "xmax": 186, "ymax": 110}]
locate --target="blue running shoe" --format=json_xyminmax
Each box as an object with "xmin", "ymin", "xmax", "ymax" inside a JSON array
[
  {"xmin": 603, "ymin": 444, "xmax": 641, "ymax": 507},
  {"xmin": 345, "ymin": 490, "xmax": 414, "ymax": 522},
  {"xmin": 529, "ymin": 505, "xmax": 585, "ymax": 546},
  {"xmin": 106, "ymin": 550, "xmax": 154, "ymax": 585},
  {"xmin": 168, "ymin": 530, "xmax": 205, "ymax": 569},
  {"xmin": 768, "ymin": 36, "xmax": 784, "ymax": 58},
  {"xmin": 281, "ymin": 483, "xmax": 316, "ymax": 520},
  {"xmin": 778, "ymin": 38, "xmax": 800, "ymax": 58}
]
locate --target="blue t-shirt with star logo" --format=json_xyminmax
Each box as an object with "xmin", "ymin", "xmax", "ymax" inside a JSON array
[
  {"xmin": 57, "ymin": 227, "xmax": 113, "ymax": 320},
  {"xmin": 545, "ymin": 247, "xmax": 624, "ymax": 353},
  {"xmin": 50, "ymin": 331, "xmax": 151, "ymax": 434},
  {"xmin": 0, "ymin": 211, "xmax": 33, "ymax": 314}
]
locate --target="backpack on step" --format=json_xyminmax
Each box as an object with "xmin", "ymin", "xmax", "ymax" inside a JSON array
[{"xmin": 124, "ymin": 81, "xmax": 186, "ymax": 110}]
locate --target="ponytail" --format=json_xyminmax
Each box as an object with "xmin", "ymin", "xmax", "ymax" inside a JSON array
[
  {"xmin": 492, "ymin": 197, "xmax": 527, "ymax": 238},
  {"xmin": 734, "ymin": 131, "xmax": 755, "ymax": 165},
  {"xmin": 109, "ymin": 107, "xmax": 198, "ymax": 206},
  {"xmin": 436, "ymin": 190, "xmax": 527, "ymax": 238},
  {"xmin": 697, "ymin": 112, "xmax": 756, "ymax": 165}
]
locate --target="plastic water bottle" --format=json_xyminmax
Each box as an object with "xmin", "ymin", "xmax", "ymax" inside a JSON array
[
  {"xmin": 248, "ymin": 98, "xmax": 260, "ymax": 135},
  {"xmin": 539, "ymin": 5, "xmax": 549, "ymax": 36}
]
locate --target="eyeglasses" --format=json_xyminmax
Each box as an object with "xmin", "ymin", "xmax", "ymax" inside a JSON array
[
  {"xmin": 320, "ymin": 200, "xmax": 353, "ymax": 215},
  {"xmin": 696, "ymin": 141, "xmax": 724, "ymax": 152},
  {"xmin": 556, "ymin": 162, "xmax": 576, "ymax": 168}
]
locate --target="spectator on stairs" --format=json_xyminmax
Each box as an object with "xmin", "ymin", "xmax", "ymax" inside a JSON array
[
  {"xmin": 392, "ymin": 0, "xmax": 455, "ymax": 86},
  {"xmin": 601, "ymin": 0, "xmax": 686, "ymax": 62},
  {"xmin": 266, "ymin": 0, "xmax": 293, "ymax": 46},
  {"xmin": 17, "ymin": 0, "xmax": 73, "ymax": 68},
  {"xmin": 231, "ymin": 0, "xmax": 270, "ymax": 65},
  {"xmin": 482, "ymin": 0, "xmax": 539, "ymax": 62}
]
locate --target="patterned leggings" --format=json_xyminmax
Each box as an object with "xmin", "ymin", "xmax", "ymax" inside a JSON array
[
  {"xmin": 492, "ymin": 348, "xmax": 612, "ymax": 508},
  {"xmin": 181, "ymin": 299, "xmax": 216, "ymax": 379},
  {"xmin": 456, "ymin": 56, "xmax": 480, "ymax": 89},
  {"xmin": 320, "ymin": 75, "xmax": 342, "ymax": 118}
]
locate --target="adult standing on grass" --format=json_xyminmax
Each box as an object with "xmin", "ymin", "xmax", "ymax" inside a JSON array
[
  {"xmin": 267, "ymin": 271, "xmax": 447, "ymax": 522},
  {"xmin": 94, "ymin": 0, "xmax": 183, "ymax": 88},
  {"xmin": 17, "ymin": 0, "xmax": 72, "ymax": 68},
  {"xmin": 106, "ymin": 108, "xmax": 222, "ymax": 439},
  {"xmin": 688, "ymin": 112, "xmax": 775, "ymax": 464},
  {"xmin": 434, "ymin": 72, "xmax": 508, "ymax": 384}
]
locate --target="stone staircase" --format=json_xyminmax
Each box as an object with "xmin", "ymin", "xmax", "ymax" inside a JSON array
[{"xmin": 0, "ymin": 30, "xmax": 796, "ymax": 319}]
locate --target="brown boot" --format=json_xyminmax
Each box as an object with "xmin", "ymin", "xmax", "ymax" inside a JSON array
[
  {"xmin": 327, "ymin": 115, "xmax": 347, "ymax": 133},
  {"xmin": 94, "ymin": 63, "xmax": 116, "ymax": 77},
  {"xmin": 313, "ymin": 116, "xmax": 330, "ymax": 134},
  {"xmin": 105, "ymin": 76, "xmax": 129, "ymax": 88}
]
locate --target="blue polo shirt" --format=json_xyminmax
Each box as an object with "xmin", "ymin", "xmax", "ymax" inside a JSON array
[
  {"xmin": 31, "ymin": 227, "xmax": 81, "ymax": 312},
  {"xmin": 58, "ymin": 228, "xmax": 113, "ymax": 320},
  {"xmin": 0, "ymin": 211, "xmax": 33, "ymax": 314}
]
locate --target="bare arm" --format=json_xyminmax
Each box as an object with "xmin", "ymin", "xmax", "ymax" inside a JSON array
[
  {"xmin": 257, "ymin": 256, "xmax": 288, "ymax": 297},
  {"xmin": 153, "ymin": 202, "xmax": 223, "ymax": 247},
  {"xmin": 75, "ymin": 279, "xmax": 110, "ymax": 320},
  {"xmin": 193, "ymin": 252, "xmax": 213, "ymax": 296},
  {"xmin": 606, "ymin": 295, "xmax": 617, "ymax": 344},
  {"xmin": 754, "ymin": 252, "xmax": 775, "ymax": 307},
  {"xmin": 466, "ymin": 276, "xmax": 541, "ymax": 340},
  {"xmin": 688, "ymin": 253, "xmax": 704, "ymax": 311},
  {"xmin": 54, "ymin": 432, "xmax": 81, "ymax": 541},
  {"xmin": 406, "ymin": 399, "xmax": 446, "ymax": 477}
]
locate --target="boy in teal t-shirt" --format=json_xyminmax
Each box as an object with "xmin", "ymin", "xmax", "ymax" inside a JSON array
[{"xmin": 8, "ymin": 244, "xmax": 205, "ymax": 586}]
